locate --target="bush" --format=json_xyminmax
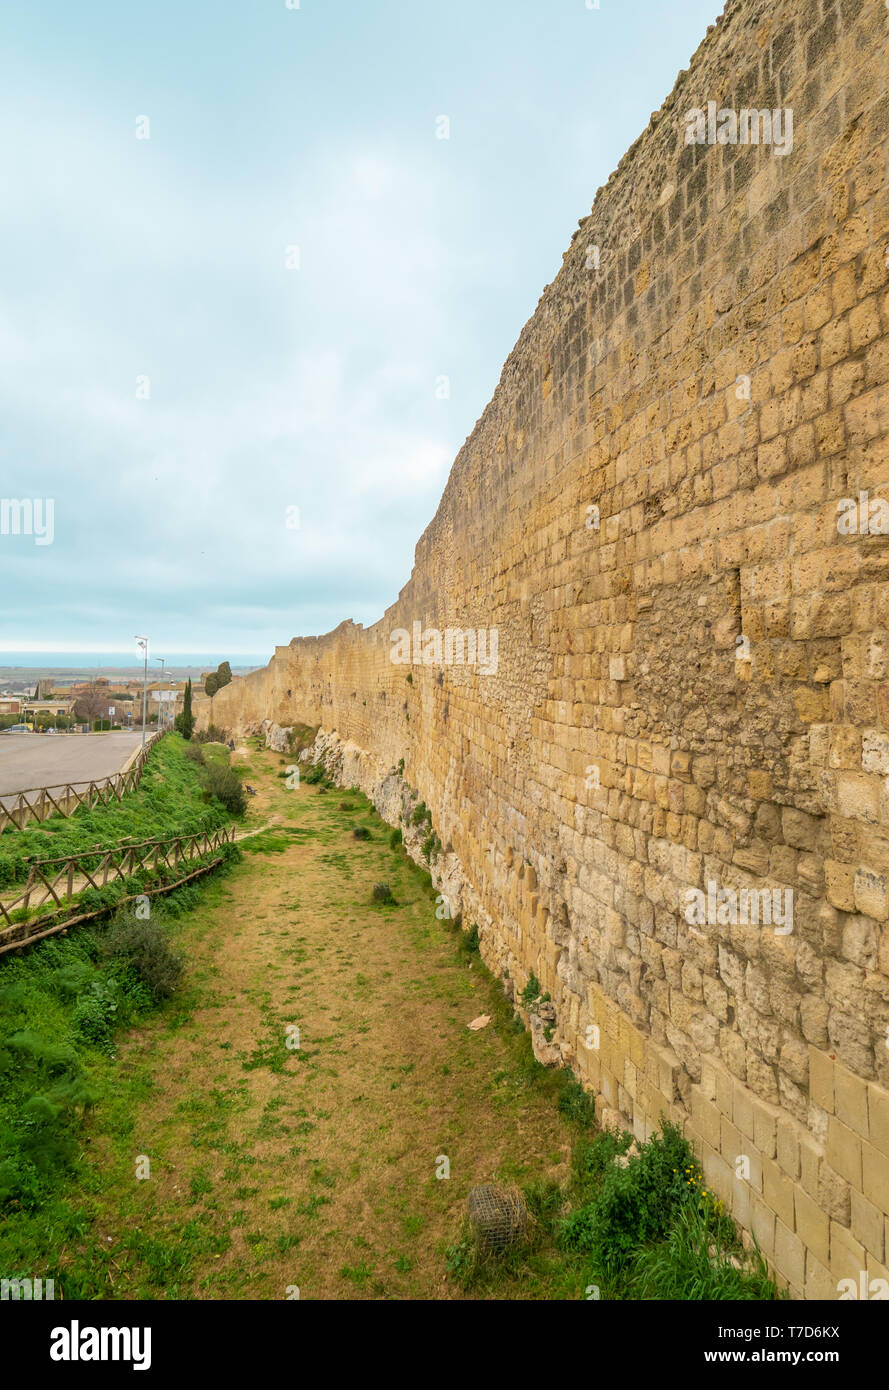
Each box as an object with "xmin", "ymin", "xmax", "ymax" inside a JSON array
[
  {"xmin": 70, "ymin": 980, "xmax": 119, "ymax": 1052},
  {"xmin": 389, "ymin": 828, "xmax": 402, "ymax": 849},
  {"xmin": 571, "ymin": 1128, "xmax": 634, "ymax": 1187},
  {"xmin": 559, "ymin": 1122, "xmax": 702, "ymax": 1275},
  {"xmin": 203, "ymin": 761, "xmax": 247, "ymax": 816},
  {"xmin": 352, "ymin": 826, "xmax": 371, "ymax": 841},
  {"xmin": 372, "ymin": 883, "xmax": 394, "ymax": 904},
  {"xmin": 421, "ymin": 831, "xmax": 441, "ymax": 861},
  {"xmin": 100, "ymin": 909, "xmax": 184, "ymax": 1002}
]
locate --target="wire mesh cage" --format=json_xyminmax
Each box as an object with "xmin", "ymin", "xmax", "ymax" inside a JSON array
[{"xmin": 467, "ymin": 1184, "xmax": 529, "ymax": 1252}]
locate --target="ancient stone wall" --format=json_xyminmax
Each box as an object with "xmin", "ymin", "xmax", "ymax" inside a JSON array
[{"xmin": 199, "ymin": 0, "xmax": 889, "ymax": 1297}]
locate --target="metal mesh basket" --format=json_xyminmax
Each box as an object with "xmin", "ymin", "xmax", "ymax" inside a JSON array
[{"xmin": 467, "ymin": 1184, "xmax": 529, "ymax": 1251}]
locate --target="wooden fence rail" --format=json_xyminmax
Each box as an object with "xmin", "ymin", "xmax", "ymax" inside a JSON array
[
  {"xmin": 0, "ymin": 823, "xmax": 237, "ymax": 954},
  {"xmin": 0, "ymin": 730, "xmax": 168, "ymax": 836}
]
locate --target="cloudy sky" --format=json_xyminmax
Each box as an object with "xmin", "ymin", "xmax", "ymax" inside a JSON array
[{"xmin": 0, "ymin": 0, "xmax": 719, "ymax": 661}]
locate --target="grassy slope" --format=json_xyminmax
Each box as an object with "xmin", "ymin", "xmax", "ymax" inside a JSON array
[{"xmin": 0, "ymin": 735, "xmax": 230, "ymax": 888}]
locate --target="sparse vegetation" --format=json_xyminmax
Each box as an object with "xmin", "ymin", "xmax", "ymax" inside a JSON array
[
  {"xmin": 302, "ymin": 762, "xmax": 330, "ymax": 787},
  {"xmin": 285, "ymin": 724, "xmax": 318, "ymax": 759}
]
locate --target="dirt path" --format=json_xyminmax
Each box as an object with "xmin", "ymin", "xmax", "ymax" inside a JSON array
[{"xmin": 76, "ymin": 744, "xmax": 574, "ymax": 1299}]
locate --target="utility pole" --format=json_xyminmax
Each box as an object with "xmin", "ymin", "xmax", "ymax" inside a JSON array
[
  {"xmin": 135, "ymin": 636, "xmax": 148, "ymax": 750},
  {"xmin": 154, "ymin": 657, "xmax": 165, "ymax": 731}
]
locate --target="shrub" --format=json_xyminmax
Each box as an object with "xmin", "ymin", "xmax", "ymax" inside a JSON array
[
  {"xmin": 571, "ymin": 1128, "xmax": 634, "ymax": 1187},
  {"xmin": 70, "ymin": 980, "xmax": 119, "ymax": 1052},
  {"xmin": 372, "ymin": 883, "xmax": 394, "ymax": 904},
  {"xmin": 421, "ymin": 831, "xmax": 441, "ymax": 861},
  {"xmin": 303, "ymin": 763, "xmax": 328, "ymax": 786},
  {"xmin": 559, "ymin": 1122, "xmax": 700, "ymax": 1275},
  {"xmin": 410, "ymin": 802, "xmax": 430, "ymax": 827},
  {"xmin": 389, "ymin": 828, "xmax": 402, "ymax": 849},
  {"xmin": 519, "ymin": 972, "xmax": 547, "ymax": 1008},
  {"xmin": 100, "ymin": 910, "xmax": 184, "ymax": 1002},
  {"xmin": 352, "ymin": 826, "xmax": 371, "ymax": 841},
  {"xmin": 454, "ymin": 921, "xmax": 480, "ymax": 964},
  {"xmin": 203, "ymin": 761, "xmax": 247, "ymax": 816}
]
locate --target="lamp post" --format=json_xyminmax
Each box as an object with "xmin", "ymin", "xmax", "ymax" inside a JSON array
[
  {"xmin": 154, "ymin": 657, "xmax": 165, "ymax": 731},
  {"xmin": 135, "ymin": 636, "xmax": 148, "ymax": 750}
]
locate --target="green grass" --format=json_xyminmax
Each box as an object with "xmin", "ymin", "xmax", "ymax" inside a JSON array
[
  {"xmin": 0, "ymin": 735, "xmax": 231, "ymax": 889},
  {"xmin": 199, "ymin": 742, "xmax": 231, "ymax": 770},
  {"xmin": 0, "ymin": 871, "xmax": 240, "ymax": 1296},
  {"xmin": 0, "ymin": 884, "xmax": 203, "ymax": 1214}
]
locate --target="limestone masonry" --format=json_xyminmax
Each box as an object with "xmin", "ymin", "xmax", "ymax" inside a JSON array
[{"xmin": 198, "ymin": 0, "xmax": 889, "ymax": 1297}]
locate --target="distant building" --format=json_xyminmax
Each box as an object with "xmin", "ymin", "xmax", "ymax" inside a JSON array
[{"xmin": 25, "ymin": 700, "xmax": 75, "ymax": 717}]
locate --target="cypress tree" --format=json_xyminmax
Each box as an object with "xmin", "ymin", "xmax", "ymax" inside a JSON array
[{"xmin": 175, "ymin": 678, "xmax": 195, "ymax": 740}]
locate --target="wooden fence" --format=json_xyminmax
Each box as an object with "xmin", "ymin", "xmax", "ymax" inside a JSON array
[
  {"xmin": 0, "ymin": 730, "xmax": 168, "ymax": 836},
  {"xmin": 0, "ymin": 823, "xmax": 237, "ymax": 955}
]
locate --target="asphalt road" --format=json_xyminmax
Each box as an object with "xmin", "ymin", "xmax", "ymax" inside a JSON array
[{"xmin": 0, "ymin": 731, "xmax": 148, "ymax": 806}]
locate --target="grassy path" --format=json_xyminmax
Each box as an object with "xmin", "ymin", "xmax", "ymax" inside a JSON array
[{"xmin": 50, "ymin": 742, "xmax": 577, "ymax": 1300}]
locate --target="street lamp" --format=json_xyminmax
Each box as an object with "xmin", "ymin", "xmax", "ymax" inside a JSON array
[
  {"xmin": 154, "ymin": 657, "xmax": 165, "ymax": 731},
  {"xmin": 135, "ymin": 636, "xmax": 148, "ymax": 750}
]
